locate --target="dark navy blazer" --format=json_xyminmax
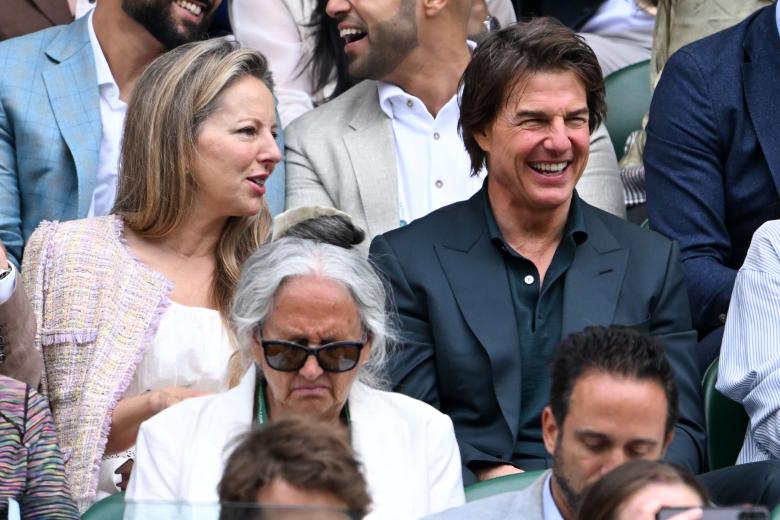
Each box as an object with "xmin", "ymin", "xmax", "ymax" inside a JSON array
[
  {"xmin": 645, "ymin": 5, "xmax": 780, "ymax": 336},
  {"xmin": 370, "ymin": 188, "xmax": 706, "ymax": 485}
]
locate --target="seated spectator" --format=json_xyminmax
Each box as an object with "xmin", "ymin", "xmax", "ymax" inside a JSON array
[
  {"xmin": 0, "ymin": 239, "xmax": 39, "ymax": 387},
  {"xmin": 272, "ymin": 206, "xmax": 365, "ymax": 247},
  {"xmin": 424, "ymin": 327, "xmax": 780, "ymax": 520},
  {"xmin": 369, "ymin": 18, "xmax": 705, "ymax": 484},
  {"xmin": 0, "ymin": 375, "xmax": 79, "ymax": 519},
  {"xmin": 126, "ymin": 238, "xmax": 465, "ymax": 518},
  {"xmin": 576, "ymin": 461, "xmax": 708, "ymax": 520},
  {"xmin": 19, "ymin": 37, "xmax": 281, "ymax": 508},
  {"xmin": 218, "ymin": 417, "xmax": 371, "ymax": 520},
  {"xmin": 717, "ymin": 221, "xmax": 780, "ymax": 464},
  {"xmin": 644, "ymin": 2, "xmax": 780, "ymax": 372},
  {"xmin": 230, "ymin": 0, "xmax": 516, "ymax": 126}
]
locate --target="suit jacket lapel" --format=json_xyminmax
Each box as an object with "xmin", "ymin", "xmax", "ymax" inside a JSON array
[
  {"xmin": 42, "ymin": 15, "xmax": 101, "ymax": 218},
  {"xmin": 343, "ymin": 81, "xmax": 399, "ymax": 238},
  {"xmin": 743, "ymin": 6, "xmax": 780, "ymax": 199},
  {"xmin": 435, "ymin": 192, "xmax": 522, "ymax": 439},
  {"xmin": 562, "ymin": 204, "xmax": 628, "ymax": 337},
  {"xmin": 30, "ymin": 0, "xmax": 73, "ymax": 25}
]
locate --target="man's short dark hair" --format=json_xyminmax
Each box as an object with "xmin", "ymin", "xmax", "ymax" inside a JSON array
[
  {"xmin": 218, "ymin": 417, "xmax": 371, "ymax": 517},
  {"xmin": 549, "ymin": 326, "xmax": 678, "ymax": 435},
  {"xmin": 459, "ymin": 17, "xmax": 607, "ymax": 176}
]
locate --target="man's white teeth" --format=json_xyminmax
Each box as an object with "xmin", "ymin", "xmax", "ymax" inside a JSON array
[
  {"xmin": 175, "ymin": 0, "xmax": 202, "ymax": 15},
  {"xmin": 530, "ymin": 162, "xmax": 568, "ymax": 173},
  {"xmin": 340, "ymin": 28, "xmax": 366, "ymax": 42}
]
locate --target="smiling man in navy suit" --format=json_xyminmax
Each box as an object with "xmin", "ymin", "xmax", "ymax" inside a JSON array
[
  {"xmin": 370, "ymin": 18, "xmax": 706, "ymax": 485},
  {"xmin": 645, "ymin": 3, "xmax": 780, "ymax": 372}
]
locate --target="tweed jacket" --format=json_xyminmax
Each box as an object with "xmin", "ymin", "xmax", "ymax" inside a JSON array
[
  {"xmin": 285, "ymin": 80, "xmax": 625, "ymax": 244},
  {"xmin": 21, "ymin": 215, "xmax": 172, "ymax": 506}
]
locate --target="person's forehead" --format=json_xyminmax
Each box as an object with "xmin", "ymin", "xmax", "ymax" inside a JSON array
[
  {"xmin": 565, "ymin": 372, "xmax": 669, "ymax": 438},
  {"xmin": 502, "ymin": 69, "xmax": 587, "ymax": 108}
]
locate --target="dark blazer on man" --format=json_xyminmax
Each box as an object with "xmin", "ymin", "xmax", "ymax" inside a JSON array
[
  {"xmin": 645, "ymin": 5, "xmax": 780, "ymax": 337},
  {"xmin": 369, "ymin": 188, "xmax": 706, "ymax": 484}
]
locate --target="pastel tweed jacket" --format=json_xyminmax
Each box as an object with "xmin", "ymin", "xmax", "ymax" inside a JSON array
[{"xmin": 22, "ymin": 215, "xmax": 172, "ymax": 507}]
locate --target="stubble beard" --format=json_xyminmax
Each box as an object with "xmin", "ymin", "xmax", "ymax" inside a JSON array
[{"xmin": 122, "ymin": 0, "xmax": 214, "ymax": 50}]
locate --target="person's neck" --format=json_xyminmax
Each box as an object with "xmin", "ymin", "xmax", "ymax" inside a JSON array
[
  {"xmin": 92, "ymin": 3, "xmax": 166, "ymax": 102},
  {"xmin": 550, "ymin": 475, "xmax": 575, "ymax": 520},
  {"xmin": 381, "ymin": 40, "xmax": 471, "ymax": 117},
  {"xmin": 151, "ymin": 213, "xmax": 226, "ymax": 260},
  {"xmin": 487, "ymin": 181, "xmax": 570, "ymax": 254}
]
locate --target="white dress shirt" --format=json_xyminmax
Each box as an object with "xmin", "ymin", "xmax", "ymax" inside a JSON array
[
  {"xmin": 74, "ymin": 0, "xmax": 95, "ymax": 18},
  {"xmin": 377, "ymin": 53, "xmax": 484, "ymax": 226},
  {"xmin": 580, "ymin": 0, "xmax": 655, "ymax": 36},
  {"xmin": 541, "ymin": 473, "xmax": 565, "ymax": 520},
  {"xmin": 87, "ymin": 10, "xmax": 127, "ymax": 218}
]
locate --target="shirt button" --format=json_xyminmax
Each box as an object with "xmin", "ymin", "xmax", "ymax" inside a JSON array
[
  {"xmin": 406, "ymin": 99, "xmax": 413, "ymax": 108},
  {"xmin": 524, "ymin": 275, "xmax": 534, "ymax": 285},
  {"xmin": 433, "ymin": 132, "xmax": 440, "ymax": 140},
  {"xmin": 434, "ymin": 180, "xmax": 444, "ymax": 188},
  {"xmin": 718, "ymin": 313, "xmax": 727, "ymax": 324}
]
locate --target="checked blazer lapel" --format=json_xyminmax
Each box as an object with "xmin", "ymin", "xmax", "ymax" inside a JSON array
[
  {"xmin": 343, "ymin": 82, "xmax": 400, "ymax": 239},
  {"xmin": 742, "ymin": 6, "xmax": 780, "ymax": 200},
  {"xmin": 434, "ymin": 193, "xmax": 523, "ymax": 440},
  {"xmin": 562, "ymin": 205, "xmax": 628, "ymax": 337},
  {"xmin": 42, "ymin": 15, "xmax": 101, "ymax": 218}
]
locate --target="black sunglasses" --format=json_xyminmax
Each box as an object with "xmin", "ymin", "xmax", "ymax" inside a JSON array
[{"xmin": 258, "ymin": 333, "xmax": 367, "ymax": 373}]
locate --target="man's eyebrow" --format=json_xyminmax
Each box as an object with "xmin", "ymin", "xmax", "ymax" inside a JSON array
[
  {"xmin": 514, "ymin": 108, "xmax": 590, "ymax": 119},
  {"xmin": 574, "ymin": 429, "xmax": 611, "ymax": 441}
]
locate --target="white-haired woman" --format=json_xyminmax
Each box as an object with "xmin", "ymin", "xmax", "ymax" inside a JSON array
[{"xmin": 127, "ymin": 238, "xmax": 465, "ymax": 519}]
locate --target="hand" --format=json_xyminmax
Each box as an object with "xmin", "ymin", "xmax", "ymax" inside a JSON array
[
  {"xmin": 0, "ymin": 239, "xmax": 8, "ymax": 269},
  {"xmin": 148, "ymin": 386, "xmax": 211, "ymax": 414},
  {"xmin": 474, "ymin": 463, "xmax": 524, "ymax": 481}
]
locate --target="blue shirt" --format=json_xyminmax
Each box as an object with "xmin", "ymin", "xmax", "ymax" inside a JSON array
[{"xmin": 776, "ymin": 1, "xmax": 780, "ymax": 36}]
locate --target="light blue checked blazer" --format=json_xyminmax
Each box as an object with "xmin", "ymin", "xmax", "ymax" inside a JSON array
[{"xmin": 0, "ymin": 17, "xmax": 286, "ymax": 267}]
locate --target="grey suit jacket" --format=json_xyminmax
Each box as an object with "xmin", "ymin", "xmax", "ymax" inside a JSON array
[
  {"xmin": 285, "ymin": 80, "xmax": 625, "ymax": 242},
  {"xmin": 0, "ymin": 276, "xmax": 40, "ymax": 387},
  {"xmin": 424, "ymin": 471, "xmax": 548, "ymax": 520}
]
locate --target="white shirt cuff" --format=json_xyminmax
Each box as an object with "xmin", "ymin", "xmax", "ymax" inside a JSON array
[{"xmin": 0, "ymin": 263, "xmax": 18, "ymax": 306}]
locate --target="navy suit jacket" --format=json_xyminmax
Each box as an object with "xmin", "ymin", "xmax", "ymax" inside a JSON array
[
  {"xmin": 645, "ymin": 5, "xmax": 780, "ymax": 336},
  {"xmin": 369, "ymin": 189, "xmax": 706, "ymax": 484}
]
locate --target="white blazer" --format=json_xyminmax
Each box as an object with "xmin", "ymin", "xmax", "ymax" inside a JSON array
[{"xmin": 126, "ymin": 367, "xmax": 465, "ymax": 519}]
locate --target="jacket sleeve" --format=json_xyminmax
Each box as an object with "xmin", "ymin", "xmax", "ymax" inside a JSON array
[
  {"xmin": 0, "ymin": 95, "xmax": 24, "ymax": 267},
  {"xmin": 645, "ymin": 48, "xmax": 733, "ymax": 336},
  {"xmin": 0, "ymin": 273, "xmax": 40, "ymax": 388},
  {"xmin": 426, "ymin": 411, "xmax": 466, "ymax": 513},
  {"xmin": 284, "ymin": 118, "xmax": 338, "ymax": 211},
  {"xmin": 575, "ymin": 124, "xmax": 626, "ymax": 219},
  {"xmin": 653, "ymin": 241, "xmax": 706, "ymax": 473},
  {"xmin": 717, "ymin": 222, "xmax": 780, "ymax": 459},
  {"xmin": 125, "ymin": 419, "xmax": 180, "ymax": 505}
]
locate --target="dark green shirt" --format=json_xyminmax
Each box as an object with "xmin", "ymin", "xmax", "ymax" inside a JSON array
[{"xmin": 482, "ymin": 189, "xmax": 588, "ymax": 464}]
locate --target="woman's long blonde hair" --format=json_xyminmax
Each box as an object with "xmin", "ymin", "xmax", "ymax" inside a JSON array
[{"xmin": 113, "ymin": 38, "xmax": 275, "ymax": 384}]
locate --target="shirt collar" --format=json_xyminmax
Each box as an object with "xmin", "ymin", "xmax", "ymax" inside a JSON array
[
  {"xmin": 482, "ymin": 185, "xmax": 588, "ymax": 251},
  {"xmin": 87, "ymin": 9, "xmax": 119, "ymax": 89},
  {"xmin": 542, "ymin": 473, "xmax": 566, "ymax": 520},
  {"xmin": 377, "ymin": 40, "xmax": 476, "ymax": 118}
]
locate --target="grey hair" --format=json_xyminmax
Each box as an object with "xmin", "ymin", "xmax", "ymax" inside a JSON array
[{"xmin": 232, "ymin": 238, "xmax": 396, "ymax": 389}]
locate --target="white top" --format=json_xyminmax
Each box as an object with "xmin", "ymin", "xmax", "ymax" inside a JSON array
[
  {"xmin": 377, "ymin": 51, "xmax": 484, "ymax": 226},
  {"xmin": 230, "ymin": 0, "xmax": 516, "ymax": 127},
  {"xmin": 74, "ymin": 0, "xmax": 94, "ymax": 18},
  {"xmin": 97, "ymin": 302, "xmax": 233, "ymax": 499},
  {"xmin": 541, "ymin": 473, "xmax": 565, "ymax": 520},
  {"xmin": 579, "ymin": 0, "xmax": 655, "ymax": 36},
  {"xmin": 717, "ymin": 220, "xmax": 780, "ymax": 464},
  {"xmin": 87, "ymin": 10, "xmax": 128, "ymax": 218},
  {"xmin": 126, "ymin": 368, "xmax": 465, "ymax": 519}
]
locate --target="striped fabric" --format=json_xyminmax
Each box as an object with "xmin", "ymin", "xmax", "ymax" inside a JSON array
[
  {"xmin": 0, "ymin": 375, "xmax": 79, "ymax": 518},
  {"xmin": 717, "ymin": 220, "xmax": 780, "ymax": 464}
]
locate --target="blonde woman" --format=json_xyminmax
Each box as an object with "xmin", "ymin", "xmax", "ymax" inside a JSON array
[{"xmin": 21, "ymin": 37, "xmax": 280, "ymax": 508}]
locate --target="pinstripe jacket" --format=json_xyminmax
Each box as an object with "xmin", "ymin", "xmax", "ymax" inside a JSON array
[{"xmin": 0, "ymin": 15, "xmax": 99, "ymax": 267}]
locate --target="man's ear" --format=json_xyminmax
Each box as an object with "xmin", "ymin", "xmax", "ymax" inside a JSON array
[
  {"xmin": 472, "ymin": 127, "xmax": 492, "ymax": 154},
  {"xmin": 542, "ymin": 406, "xmax": 560, "ymax": 456}
]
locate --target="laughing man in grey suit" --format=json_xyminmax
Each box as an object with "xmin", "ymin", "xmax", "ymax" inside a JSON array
[{"xmin": 284, "ymin": 0, "xmax": 625, "ymax": 243}]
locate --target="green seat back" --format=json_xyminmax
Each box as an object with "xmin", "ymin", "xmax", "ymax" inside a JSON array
[
  {"xmin": 464, "ymin": 470, "xmax": 545, "ymax": 502},
  {"xmin": 772, "ymin": 503, "xmax": 780, "ymax": 520},
  {"xmin": 604, "ymin": 60, "xmax": 652, "ymax": 158},
  {"xmin": 81, "ymin": 491, "xmax": 125, "ymax": 520},
  {"xmin": 702, "ymin": 358, "xmax": 749, "ymax": 471}
]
